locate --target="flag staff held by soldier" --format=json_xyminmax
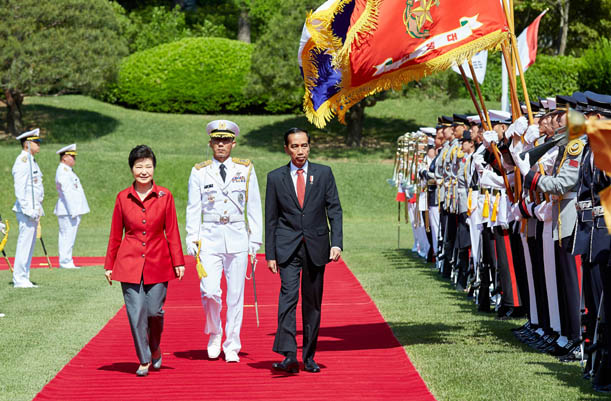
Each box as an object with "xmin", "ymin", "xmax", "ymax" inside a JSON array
[{"xmin": 185, "ymin": 120, "xmax": 262, "ymax": 363}]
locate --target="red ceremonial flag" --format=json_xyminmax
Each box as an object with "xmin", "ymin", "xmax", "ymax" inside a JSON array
[
  {"xmin": 303, "ymin": 0, "xmax": 509, "ymax": 127},
  {"xmin": 516, "ymin": 9, "xmax": 547, "ymax": 75}
]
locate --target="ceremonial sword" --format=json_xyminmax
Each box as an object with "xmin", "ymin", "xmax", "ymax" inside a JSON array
[{"xmin": 250, "ymin": 254, "xmax": 260, "ymax": 327}]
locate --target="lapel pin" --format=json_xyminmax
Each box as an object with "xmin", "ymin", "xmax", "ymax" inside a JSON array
[{"xmin": 310, "ymin": 175, "xmax": 314, "ymax": 184}]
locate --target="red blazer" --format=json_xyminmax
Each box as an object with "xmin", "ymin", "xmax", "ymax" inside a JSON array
[{"xmin": 104, "ymin": 182, "xmax": 185, "ymax": 284}]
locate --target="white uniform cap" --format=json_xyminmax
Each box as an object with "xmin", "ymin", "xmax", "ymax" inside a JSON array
[
  {"xmin": 427, "ymin": 137, "xmax": 435, "ymax": 146},
  {"xmin": 467, "ymin": 115, "xmax": 481, "ymax": 124},
  {"xmin": 420, "ymin": 127, "xmax": 436, "ymax": 135},
  {"xmin": 16, "ymin": 128, "xmax": 40, "ymax": 141},
  {"xmin": 56, "ymin": 144, "xmax": 77, "ymax": 155},
  {"xmin": 546, "ymin": 97, "xmax": 556, "ymax": 110},
  {"xmin": 206, "ymin": 120, "xmax": 239, "ymax": 139},
  {"xmin": 541, "ymin": 99, "xmax": 548, "ymax": 109},
  {"xmin": 488, "ymin": 110, "xmax": 511, "ymax": 121}
]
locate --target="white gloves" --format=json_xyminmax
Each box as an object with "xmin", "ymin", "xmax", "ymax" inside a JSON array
[
  {"xmin": 482, "ymin": 131, "xmax": 498, "ymax": 148},
  {"xmin": 186, "ymin": 241, "xmax": 199, "ymax": 256},
  {"xmin": 515, "ymin": 152, "xmax": 531, "ymax": 176},
  {"xmin": 534, "ymin": 202, "xmax": 552, "ymax": 222},
  {"xmin": 25, "ymin": 208, "xmax": 40, "ymax": 221},
  {"xmin": 510, "ymin": 203, "xmax": 521, "ymax": 222},
  {"xmin": 524, "ymin": 124, "xmax": 540, "ymax": 145},
  {"xmin": 513, "ymin": 116, "xmax": 528, "ymax": 137},
  {"xmin": 249, "ymin": 242, "xmax": 261, "ymax": 256},
  {"xmin": 0, "ymin": 222, "xmax": 5, "ymax": 235}
]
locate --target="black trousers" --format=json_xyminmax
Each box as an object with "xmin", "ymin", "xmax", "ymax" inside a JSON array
[
  {"xmin": 273, "ymin": 242, "xmax": 325, "ymax": 361},
  {"xmin": 442, "ymin": 212, "xmax": 457, "ymax": 278},
  {"xmin": 478, "ymin": 227, "xmax": 496, "ymax": 311},
  {"xmin": 529, "ymin": 222, "xmax": 550, "ymax": 330},
  {"xmin": 494, "ymin": 227, "xmax": 522, "ymax": 307},
  {"xmin": 508, "ymin": 224, "xmax": 529, "ymax": 310},
  {"xmin": 555, "ymin": 239, "xmax": 580, "ymax": 341}
]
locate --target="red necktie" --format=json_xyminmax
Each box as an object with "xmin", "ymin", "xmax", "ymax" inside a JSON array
[{"xmin": 296, "ymin": 169, "xmax": 305, "ymax": 208}]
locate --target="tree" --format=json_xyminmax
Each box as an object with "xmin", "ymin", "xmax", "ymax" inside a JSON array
[
  {"xmin": 0, "ymin": 0, "xmax": 128, "ymax": 136},
  {"xmin": 248, "ymin": 0, "xmax": 319, "ymax": 114},
  {"xmin": 345, "ymin": 94, "xmax": 386, "ymax": 148}
]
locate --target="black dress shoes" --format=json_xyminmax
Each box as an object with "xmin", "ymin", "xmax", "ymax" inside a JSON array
[
  {"xmin": 272, "ymin": 357, "xmax": 299, "ymax": 373},
  {"xmin": 304, "ymin": 359, "xmax": 320, "ymax": 373}
]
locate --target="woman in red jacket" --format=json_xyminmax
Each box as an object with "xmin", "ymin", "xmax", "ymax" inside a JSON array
[{"xmin": 104, "ymin": 145, "xmax": 185, "ymax": 376}]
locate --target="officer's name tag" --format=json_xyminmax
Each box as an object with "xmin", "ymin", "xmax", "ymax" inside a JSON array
[
  {"xmin": 232, "ymin": 176, "xmax": 246, "ymax": 183},
  {"xmin": 204, "ymin": 184, "xmax": 213, "ymax": 189}
]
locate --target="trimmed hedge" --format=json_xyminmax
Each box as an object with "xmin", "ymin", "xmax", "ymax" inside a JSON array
[
  {"xmin": 481, "ymin": 53, "xmax": 582, "ymax": 101},
  {"xmin": 115, "ymin": 37, "xmax": 257, "ymax": 113}
]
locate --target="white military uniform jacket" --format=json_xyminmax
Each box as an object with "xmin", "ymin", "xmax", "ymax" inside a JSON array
[
  {"xmin": 186, "ymin": 157, "xmax": 262, "ymax": 254},
  {"xmin": 54, "ymin": 163, "xmax": 90, "ymax": 217},
  {"xmin": 12, "ymin": 150, "xmax": 44, "ymax": 218}
]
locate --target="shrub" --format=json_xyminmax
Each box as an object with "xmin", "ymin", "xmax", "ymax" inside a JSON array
[
  {"xmin": 115, "ymin": 37, "xmax": 258, "ymax": 114},
  {"xmin": 481, "ymin": 53, "xmax": 581, "ymax": 101},
  {"xmin": 578, "ymin": 38, "xmax": 611, "ymax": 94}
]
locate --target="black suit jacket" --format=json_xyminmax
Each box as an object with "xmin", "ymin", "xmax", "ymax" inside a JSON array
[{"xmin": 265, "ymin": 162, "xmax": 343, "ymax": 266}]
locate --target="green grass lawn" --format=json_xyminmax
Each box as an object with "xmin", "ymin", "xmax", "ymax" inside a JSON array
[{"xmin": 0, "ymin": 95, "xmax": 604, "ymax": 400}]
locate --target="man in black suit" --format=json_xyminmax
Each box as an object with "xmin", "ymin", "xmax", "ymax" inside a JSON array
[{"xmin": 265, "ymin": 128, "xmax": 343, "ymax": 373}]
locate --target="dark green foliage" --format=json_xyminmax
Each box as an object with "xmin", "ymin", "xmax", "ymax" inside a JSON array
[
  {"xmin": 115, "ymin": 37, "xmax": 257, "ymax": 113},
  {"xmin": 578, "ymin": 38, "xmax": 611, "ymax": 94},
  {"xmin": 480, "ymin": 53, "xmax": 581, "ymax": 101},
  {"xmin": 247, "ymin": 0, "xmax": 320, "ymax": 114},
  {"xmin": 0, "ymin": 0, "xmax": 128, "ymax": 95}
]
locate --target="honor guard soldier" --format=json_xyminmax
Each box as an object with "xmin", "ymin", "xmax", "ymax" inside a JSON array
[
  {"xmin": 54, "ymin": 144, "xmax": 90, "ymax": 269},
  {"xmin": 185, "ymin": 120, "xmax": 263, "ymax": 363},
  {"xmin": 12, "ymin": 129, "xmax": 44, "ymax": 288}
]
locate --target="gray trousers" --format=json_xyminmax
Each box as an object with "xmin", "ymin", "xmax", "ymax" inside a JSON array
[{"xmin": 121, "ymin": 281, "xmax": 168, "ymax": 364}]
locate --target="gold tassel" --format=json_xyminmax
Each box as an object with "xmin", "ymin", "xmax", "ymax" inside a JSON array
[
  {"xmin": 491, "ymin": 193, "xmax": 500, "ymax": 222},
  {"xmin": 195, "ymin": 240, "xmax": 207, "ymax": 279},
  {"xmin": 482, "ymin": 190, "xmax": 490, "ymax": 218}
]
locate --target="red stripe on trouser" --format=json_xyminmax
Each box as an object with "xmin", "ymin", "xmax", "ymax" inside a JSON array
[
  {"xmin": 575, "ymin": 255, "xmax": 582, "ymax": 296},
  {"xmin": 503, "ymin": 231, "xmax": 520, "ymax": 307}
]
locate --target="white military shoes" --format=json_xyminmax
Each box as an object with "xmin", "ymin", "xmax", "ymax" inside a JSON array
[{"xmin": 207, "ymin": 331, "xmax": 223, "ymax": 359}]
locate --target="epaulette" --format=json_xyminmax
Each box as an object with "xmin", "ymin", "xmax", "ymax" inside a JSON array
[
  {"xmin": 566, "ymin": 138, "xmax": 585, "ymax": 157},
  {"xmin": 20, "ymin": 156, "xmax": 27, "ymax": 163},
  {"xmin": 232, "ymin": 157, "xmax": 251, "ymax": 166},
  {"xmin": 194, "ymin": 160, "xmax": 212, "ymax": 170}
]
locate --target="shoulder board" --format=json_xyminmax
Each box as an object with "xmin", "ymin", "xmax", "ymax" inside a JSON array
[
  {"xmin": 194, "ymin": 160, "xmax": 212, "ymax": 170},
  {"xmin": 232, "ymin": 157, "xmax": 251, "ymax": 166},
  {"xmin": 566, "ymin": 138, "xmax": 585, "ymax": 157},
  {"xmin": 21, "ymin": 156, "xmax": 27, "ymax": 163}
]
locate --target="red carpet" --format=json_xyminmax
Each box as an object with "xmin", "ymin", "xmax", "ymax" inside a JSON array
[{"xmin": 33, "ymin": 255, "xmax": 434, "ymax": 401}]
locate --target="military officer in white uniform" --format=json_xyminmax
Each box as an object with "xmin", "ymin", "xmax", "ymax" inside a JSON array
[
  {"xmin": 12, "ymin": 129, "xmax": 44, "ymax": 288},
  {"xmin": 185, "ymin": 120, "xmax": 262, "ymax": 363},
  {"xmin": 54, "ymin": 144, "xmax": 90, "ymax": 269}
]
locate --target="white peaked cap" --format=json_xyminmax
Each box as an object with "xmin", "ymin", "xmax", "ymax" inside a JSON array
[
  {"xmin": 16, "ymin": 128, "xmax": 40, "ymax": 141},
  {"xmin": 56, "ymin": 144, "xmax": 77, "ymax": 155}
]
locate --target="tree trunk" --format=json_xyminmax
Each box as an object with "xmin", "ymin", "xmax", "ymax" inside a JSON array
[
  {"xmin": 345, "ymin": 102, "xmax": 365, "ymax": 147},
  {"xmin": 557, "ymin": 0, "xmax": 569, "ymax": 56},
  {"xmin": 4, "ymin": 89, "xmax": 24, "ymax": 137},
  {"xmin": 238, "ymin": 9, "xmax": 251, "ymax": 43}
]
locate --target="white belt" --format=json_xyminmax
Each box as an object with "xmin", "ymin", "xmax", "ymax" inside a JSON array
[{"xmin": 203, "ymin": 214, "xmax": 244, "ymax": 224}]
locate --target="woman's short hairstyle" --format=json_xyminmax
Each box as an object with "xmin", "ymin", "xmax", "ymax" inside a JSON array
[
  {"xmin": 128, "ymin": 145, "xmax": 156, "ymax": 169},
  {"xmin": 283, "ymin": 127, "xmax": 310, "ymax": 146}
]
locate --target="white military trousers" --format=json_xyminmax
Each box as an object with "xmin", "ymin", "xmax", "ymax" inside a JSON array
[
  {"xmin": 58, "ymin": 215, "xmax": 81, "ymax": 268},
  {"xmin": 13, "ymin": 212, "xmax": 37, "ymax": 287},
  {"xmin": 199, "ymin": 251, "xmax": 248, "ymax": 354},
  {"xmin": 429, "ymin": 206, "xmax": 440, "ymax": 256}
]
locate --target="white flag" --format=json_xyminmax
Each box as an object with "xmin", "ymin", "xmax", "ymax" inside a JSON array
[{"xmin": 451, "ymin": 50, "xmax": 488, "ymax": 83}]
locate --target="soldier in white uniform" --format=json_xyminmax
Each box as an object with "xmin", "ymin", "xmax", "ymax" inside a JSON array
[
  {"xmin": 185, "ymin": 120, "xmax": 262, "ymax": 363},
  {"xmin": 12, "ymin": 129, "xmax": 44, "ymax": 288},
  {"xmin": 54, "ymin": 144, "xmax": 90, "ymax": 269}
]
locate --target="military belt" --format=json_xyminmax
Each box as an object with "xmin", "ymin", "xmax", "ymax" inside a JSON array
[
  {"xmin": 203, "ymin": 214, "xmax": 245, "ymax": 224},
  {"xmin": 576, "ymin": 200, "xmax": 592, "ymax": 211}
]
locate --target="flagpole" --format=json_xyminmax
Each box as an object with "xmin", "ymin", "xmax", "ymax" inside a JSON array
[
  {"xmin": 467, "ymin": 58, "xmax": 515, "ymax": 203},
  {"xmin": 501, "ymin": 0, "xmax": 534, "ymax": 124},
  {"xmin": 468, "ymin": 60, "xmax": 491, "ymax": 131},
  {"xmin": 500, "ymin": 42, "xmax": 521, "ymax": 120},
  {"xmin": 458, "ymin": 65, "xmax": 486, "ymax": 127}
]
